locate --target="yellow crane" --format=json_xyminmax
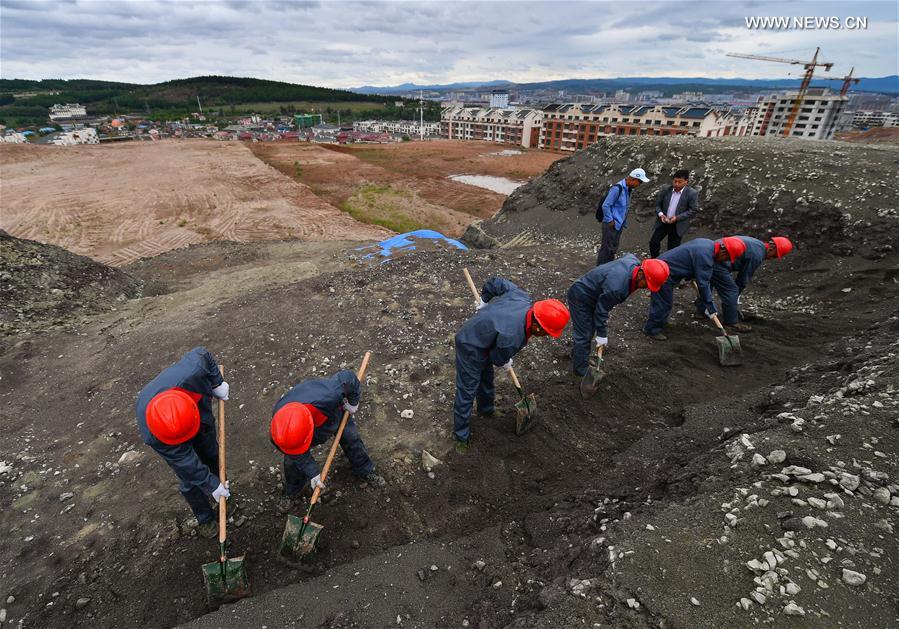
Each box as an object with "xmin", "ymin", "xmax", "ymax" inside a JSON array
[
  {"xmin": 838, "ymin": 67, "xmax": 860, "ymax": 96},
  {"xmin": 727, "ymin": 47, "xmax": 833, "ymax": 137}
]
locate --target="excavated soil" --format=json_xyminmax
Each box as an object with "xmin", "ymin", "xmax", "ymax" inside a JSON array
[{"xmin": 0, "ymin": 135, "xmax": 896, "ymax": 629}]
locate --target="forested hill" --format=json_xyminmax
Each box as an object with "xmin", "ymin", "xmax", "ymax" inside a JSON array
[{"xmin": 0, "ymin": 76, "xmax": 400, "ymax": 125}]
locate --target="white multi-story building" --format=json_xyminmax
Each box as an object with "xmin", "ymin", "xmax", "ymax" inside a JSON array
[
  {"xmin": 489, "ymin": 90, "xmax": 510, "ymax": 108},
  {"xmin": 353, "ymin": 120, "xmax": 441, "ymax": 136},
  {"xmin": 440, "ymin": 106, "xmax": 544, "ymax": 148},
  {"xmin": 48, "ymin": 103, "xmax": 88, "ymax": 121},
  {"xmin": 743, "ymin": 88, "xmax": 847, "ymax": 140},
  {"xmin": 539, "ymin": 103, "xmax": 748, "ymax": 151},
  {"xmin": 50, "ymin": 127, "xmax": 99, "ymax": 146},
  {"xmin": 0, "ymin": 131, "xmax": 28, "ymax": 143},
  {"xmin": 848, "ymin": 110, "xmax": 899, "ymax": 128}
]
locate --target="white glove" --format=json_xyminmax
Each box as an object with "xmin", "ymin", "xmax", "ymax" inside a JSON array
[
  {"xmin": 737, "ymin": 295, "xmax": 742, "ymax": 305},
  {"xmin": 595, "ymin": 336, "xmax": 608, "ymax": 347},
  {"xmin": 476, "ymin": 298, "xmax": 487, "ymax": 311},
  {"xmin": 211, "ymin": 381, "xmax": 229, "ymax": 400},
  {"xmin": 212, "ymin": 481, "xmax": 230, "ymax": 501},
  {"xmin": 343, "ymin": 399, "xmax": 359, "ymax": 414},
  {"xmin": 310, "ymin": 475, "xmax": 325, "ymax": 491},
  {"xmin": 501, "ymin": 359, "xmax": 513, "ymax": 371},
  {"xmin": 704, "ymin": 308, "xmax": 715, "ymax": 319}
]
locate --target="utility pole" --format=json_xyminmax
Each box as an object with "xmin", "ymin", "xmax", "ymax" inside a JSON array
[
  {"xmin": 197, "ymin": 95, "xmax": 203, "ymax": 115},
  {"xmin": 420, "ymin": 90, "xmax": 424, "ymax": 141},
  {"xmin": 113, "ymin": 96, "xmax": 119, "ymax": 117},
  {"xmin": 337, "ymin": 109, "xmax": 341, "ymax": 127}
]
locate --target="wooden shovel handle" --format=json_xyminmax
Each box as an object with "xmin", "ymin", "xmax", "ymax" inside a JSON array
[
  {"xmin": 710, "ymin": 313, "xmax": 727, "ymax": 335},
  {"xmin": 309, "ymin": 351, "xmax": 372, "ymax": 507},
  {"xmin": 507, "ymin": 366, "xmax": 523, "ymax": 390},
  {"xmin": 217, "ymin": 365, "xmax": 227, "ymax": 550},
  {"xmin": 597, "ymin": 344, "xmax": 605, "ymax": 358},
  {"xmin": 462, "ymin": 268, "xmax": 480, "ymax": 303}
]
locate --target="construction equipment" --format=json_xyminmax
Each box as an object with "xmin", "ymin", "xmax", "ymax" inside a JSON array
[
  {"xmin": 726, "ymin": 47, "xmax": 833, "ymax": 137},
  {"xmin": 462, "ymin": 268, "xmax": 537, "ymax": 435},
  {"xmin": 709, "ymin": 313, "xmax": 743, "ymax": 366},
  {"xmin": 201, "ymin": 366, "xmax": 250, "ymax": 608},
  {"xmin": 279, "ymin": 352, "xmax": 372, "ymax": 563},
  {"xmin": 579, "ymin": 344, "xmax": 607, "ymax": 399},
  {"xmin": 838, "ymin": 67, "xmax": 860, "ymax": 96}
]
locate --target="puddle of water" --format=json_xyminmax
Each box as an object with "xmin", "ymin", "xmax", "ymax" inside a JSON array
[{"xmin": 448, "ymin": 174, "xmax": 524, "ymax": 195}]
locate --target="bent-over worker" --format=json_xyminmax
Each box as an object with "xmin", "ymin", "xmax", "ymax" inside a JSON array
[
  {"xmin": 568, "ymin": 255, "xmax": 670, "ymax": 377},
  {"xmin": 136, "ymin": 347, "xmax": 231, "ymax": 538},
  {"xmin": 454, "ymin": 278, "xmax": 570, "ymax": 451}
]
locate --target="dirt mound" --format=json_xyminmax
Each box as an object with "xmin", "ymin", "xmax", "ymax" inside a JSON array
[
  {"xmin": 465, "ymin": 136, "xmax": 899, "ymax": 259},
  {"xmin": 834, "ymin": 127, "xmax": 899, "ymax": 145},
  {"xmin": 0, "ymin": 229, "xmax": 140, "ymax": 347}
]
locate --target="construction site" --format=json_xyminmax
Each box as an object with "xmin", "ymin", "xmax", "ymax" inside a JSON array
[{"xmin": 1, "ymin": 124, "xmax": 897, "ymax": 628}]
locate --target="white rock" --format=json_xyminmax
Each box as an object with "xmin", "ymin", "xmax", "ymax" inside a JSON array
[
  {"xmin": 766, "ymin": 450, "xmax": 786, "ymax": 465},
  {"xmin": 763, "ymin": 551, "xmax": 778, "ymax": 570},
  {"xmin": 421, "ymin": 450, "xmax": 442, "ymax": 472},
  {"xmin": 782, "ymin": 465, "xmax": 811, "ymax": 476},
  {"xmin": 825, "ymin": 493, "xmax": 845, "ymax": 510},
  {"xmin": 400, "ymin": 409, "xmax": 414, "ymax": 419},
  {"xmin": 842, "ymin": 569, "xmax": 866, "ymax": 586},
  {"xmin": 118, "ymin": 450, "xmax": 142, "ymax": 466},
  {"xmin": 59, "ymin": 492, "xmax": 74, "ymax": 502},
  {"xmin": 750, "ymin": 591, "xmax": 767, "ymax": 605},
  {"xmin": 839, "ymin": 473, "xmax": 860, "ymax": 491},
  {"xmin": 802, "ymin": 516, "xmax": 828, "ymax": 529},
  {"xmin": 785, "ymin": 582, "xmax": 800, "ymax": 595},
  {"xmin": 739, "ymin": 597, "xmax": 752, "ymax": 610},
  {"xmin": 872, "ymin": 487, "xmax": 891, "ymax": 505},
  {"xmin": 690, "ymin": 597, "xmax": 700, "ymax": 606},
  {"xmin": 799, "ymin": 473, "xmax": 825, "ymax": 483},
  {"xmin": 808, "ymin": 497, "xmax": 827, "ymax": 509},
  {"xmin": 747, "ymin": 559, "xmax": 766, "ymax": 572},
  {"xmin": 751, "ymin": 453, "xmax": 767, "ymax": 468},
  {"xmin": 783, "ymin": 602, "xmax": 805, "ymax": 616}
]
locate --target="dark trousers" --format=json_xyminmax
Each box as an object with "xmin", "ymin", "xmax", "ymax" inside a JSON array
[
  {"xmin": 596, "ymin": 222, "xmax": 622, "ymax": 266},
  {"xmin": 177, "ymin": 423, "xmax": 219, "ymax": 524},
  {"xmin": 649, "ymin": 223, "xmax": 682, "ymax": 258},
  {"xmin": 453, "ymin": 339, "xmax": 495, "ymax": 442},
  {"xmin": 567, "ymin": 288, "xmax": 595, "ymax": 377},
  {"xmin": 694, "ymin": 266, "xmax": 741, "ymax": 324},
  {"xmin": 283, "ymin": 420, "xmax": 374, "ymax": 496},
  {"xmin": 643, "ymin": 277, "xmax": 678, "ymax": 335}
]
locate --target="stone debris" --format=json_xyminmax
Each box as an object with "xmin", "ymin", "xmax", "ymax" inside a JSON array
[
  {"xmin": 420, "ymin": 450, "xmax": 442, "ymax": 472},
  {"xmin": 841, "ymin": 569, "xmax": 866, "ymax": 586},
  {"xmin": 783, "ymin": 601, "xmax": 805, "ymax": 616},
  {"xmin": 766, "ymin": 450, "xmax": 786, "ymax": 465}
]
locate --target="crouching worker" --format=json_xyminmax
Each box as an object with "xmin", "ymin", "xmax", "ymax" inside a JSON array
[
  {"xmin": 568, "ymin": 255, "xmax": 670, "ymax": 378},
  {"xmin": 270, "ymin": 370, "xmax": 385, "ymax": 513},
  {"xmin": 454, "ymin": 277, "xmax": 570, "ymax": 452},
  {"xmin": 136, "ymin": 347, "xmax": 231, "ymax": 538}
]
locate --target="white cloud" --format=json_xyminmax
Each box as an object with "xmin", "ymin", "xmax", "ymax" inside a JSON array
[{"xmin": 0, "ymin": 0, "xmax": 895, "ymax": 87}]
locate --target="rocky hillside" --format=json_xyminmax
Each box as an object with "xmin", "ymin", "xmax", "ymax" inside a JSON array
[
  {"xmin": 0, "ymin": 230, "xmax": 141, "ymax": 348},
  {"xmin": 464, "ymin": 136, "xmax": 899, "ymax": 260}
]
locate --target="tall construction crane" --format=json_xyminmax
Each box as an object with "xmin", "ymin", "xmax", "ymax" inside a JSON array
[
  {"xmin": 727, "ymin": 47, "xmax": 833, "ymax": 137},
  {"xmin": 838, "ymin": 67, "xmax": 860, "ymax": 96}
]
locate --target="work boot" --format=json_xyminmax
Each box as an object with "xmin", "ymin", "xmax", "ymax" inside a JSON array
[
  {"xmin": 570, "ymin": 372, "xmax": 585, "ymax": 384},
  {"xmin": 644, "ymin": 330, "xmax": 668, "ymax": 341},
  {"xmin": 361, "ymin": 471, "xmax": 387, "ymax": 488},
  {"xmin": 477, "ymin": 408, "xmax": 504, "ymax": 419},
  {"xmin": 197, "ymin": 520, "xmax": 218, "ymax": 539},
  {"xmin": 454, "ymin": 439, "xmax": 470, "ymax": 454},
  {"xmin": 727, "ymin": 322, "xmax": 753, "ymax": 333}
]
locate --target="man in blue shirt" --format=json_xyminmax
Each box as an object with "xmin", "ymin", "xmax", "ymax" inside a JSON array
[{"xmin": 596, "ymin": 168, "xmax": 650, "ymax": 265}]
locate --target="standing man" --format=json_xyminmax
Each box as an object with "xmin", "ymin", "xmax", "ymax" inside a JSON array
[
  {"xmin": 270, "ymin": 369, "xmax": 385, "ymax": 513},
  {"xmin": 454, "ymin": 278, "xmax": 570, "ymax": 451},
  {"xmin": 649, "ymin": 169, "xmax": 699, "ymax": 258},
  {"xmin": 136, "ymin": 347, "xmax": 231, "ymax": 538},
  {"xmin": 699, "ymin": 236, "xmax": 793, "ymax": 331},
  {"xmin": 596, "ymin": 168, "xmax": 650, "ymax": 265},
  {"xmin": 642, "ymin": 237, "xmax": 747, "ymax": 341},
  {"xmin": 568, "ymin": 255, "xmax": 670, "ymax": 378}
]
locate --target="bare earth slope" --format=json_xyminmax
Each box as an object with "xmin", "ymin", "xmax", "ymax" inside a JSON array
[
  {"xmin": 0, "ymin": 136, "xmax": 896, "ymax": 629},
  {"xmin": 0, "ymin": 141, "xmax": 389, "ymax": 266}
]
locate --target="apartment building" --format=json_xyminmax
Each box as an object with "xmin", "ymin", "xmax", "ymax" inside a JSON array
[
  {"xmin": 743, "ymin": 88, "xmax": 847, "ymax": 140},
  {"xmin": 539, "ymin": 103, "xmax": 747, "ymax": 152},
  {"xmin": 440, "ymin": 106, "xmax": 543, "ymax": 148},
  {"xmin": 847, "ymin": 110, "xmax": 899, "ymax": 128},
  {"xmin": 353, "ymin": 120, "xmax": 441, "ymax": 136}
]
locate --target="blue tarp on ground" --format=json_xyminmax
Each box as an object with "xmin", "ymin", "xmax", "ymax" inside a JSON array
[{"xmin": 354, "ymin": 229, "xmax": 467, "ymax": 264}]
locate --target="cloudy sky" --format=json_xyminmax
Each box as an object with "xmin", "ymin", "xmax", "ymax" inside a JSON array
[{"xmin": 1, "ymin": 1, "xmax": 896, "ymax": 87}]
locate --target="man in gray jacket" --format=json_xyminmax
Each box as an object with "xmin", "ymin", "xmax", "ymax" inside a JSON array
[{"xmin": 649, "ymin": 169, "xmax": 699, "ymax": 258}]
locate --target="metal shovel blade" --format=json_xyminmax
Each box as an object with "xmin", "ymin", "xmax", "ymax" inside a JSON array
[
  {"xmin": 201, "ymin": 556, "xmax": 250, "ymax": 608},
  {"xmin": 579, "ymin": 364, "xmax": 607, "ymax": 399},
  {"xmin": 514, "ymin": 393, "xmax": 538, "ymax": 436},
  {"xmin": 715, "ymin": 334, "xmax": 743, "ymax": 366},
  {"xmin": 279, "ymin": 514, "xmax": 324, "ymax": 563}
]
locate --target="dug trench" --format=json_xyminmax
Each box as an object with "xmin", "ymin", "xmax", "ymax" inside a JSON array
[{"xmin": 1, "ymin": 235, "xmax": 895, "ymax": 628}]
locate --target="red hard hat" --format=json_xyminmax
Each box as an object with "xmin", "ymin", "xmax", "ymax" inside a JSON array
[
  {"xmin": 533, "ymin": 299, "xmax": 570, "ymax": 338},
  {"xmin": 271, "ymin": 402, "xmax": 313, "ymax": 455},
  {"xmin": 640, "ymin": 259, "xmax": 670, "ymax": 292},
  {"xmin": 720, "ymin": 236, "xmax": 747, "ymax": 263},
  {"xmin": 771, "ymin": 236, "xmax": 793, "ymax": 258},
  {"xmin": 146, "ymin": 388, "xmax": 200, "ymax": 445}
]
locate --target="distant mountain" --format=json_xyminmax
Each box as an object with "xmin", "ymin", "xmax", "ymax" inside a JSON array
[{"xmin": 355, "ymin": 75, "xmax": 899, "ymax": 95}]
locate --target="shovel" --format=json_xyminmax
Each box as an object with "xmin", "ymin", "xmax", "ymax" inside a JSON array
[
  {"xmin": 201, "ymin": 366, "xmax": 250, "ymax": 608},
  {"xmin": 579, "ymin": 344, "xmax": 607, "ymax": 399},
  {"xmin": 279, "ymin": 351, "xmax": 372, "ymax": 563},
  {"xmin": 462, "ymin": 268, "xmax": 538, "ymax": 435},
  {"xmin": 709, "ymin": 313, "xmax": 743, "ymax": 366},
  {"xmin": 690, "ymin": 281, "xmax": 743, "ymax": 367}
]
